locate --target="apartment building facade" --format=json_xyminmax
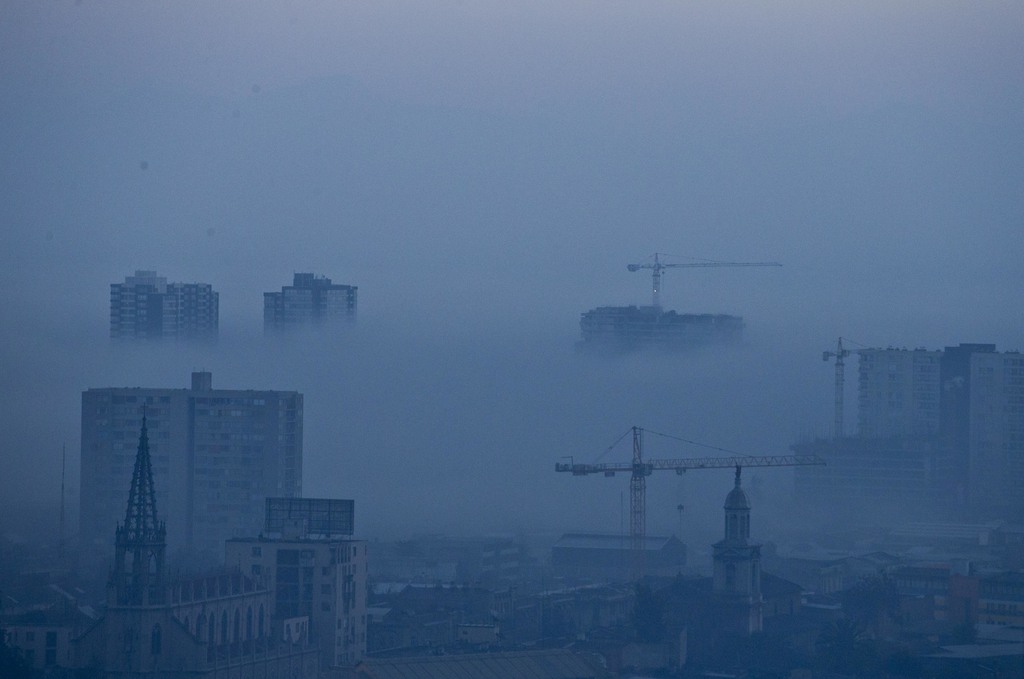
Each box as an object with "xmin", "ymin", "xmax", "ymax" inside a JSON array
[{"xmin": 80, "ymin": 372, "xmax": 302, "ymax": 560}]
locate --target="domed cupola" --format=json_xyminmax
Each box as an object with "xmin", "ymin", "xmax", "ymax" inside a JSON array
[{"xmin": 723, "ymin": 466, "xmax": 751, "ymax": 543}]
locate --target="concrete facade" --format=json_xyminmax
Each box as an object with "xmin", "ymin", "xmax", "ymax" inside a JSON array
[
  {"xmin": 857, "ymin": 348, "xmax": 942, "ymax": 439},
  {"xmin": 264, "ymin": 273, "xmax": 357, "ymax": 330},
  {"xmin": 110, "ymin": 270, "xmax": 218, "ymax": 340},
  {"xmin": 967, "ymin": 351, "xmax": 1024, "ymax": 515},
  {"xmin": 797, "ymin": 344, "xmax": 1023, "ymax": 520},
  {"xmin": 225, "ymin": 500, "xmax": 368, "ymax": 670},
  {"xmin": 80, "ymin": 372, "xmax": 302, "ymax": 560}
]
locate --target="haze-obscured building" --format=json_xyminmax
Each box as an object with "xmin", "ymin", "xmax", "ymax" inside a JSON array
[
  {"xmin": 110, "ymin": 270, "xmax": 218, "ymax": 340},
  {"xmin": 857, "ymin": 347, "xmax": 942, "ymax": 439},
  {"xmin": 80, "ymin": 371, "xmax": 302, "ymax": 561},
  {"xmin": 264, "ymin": 272, "xmax": 357, "ymax": 330},
  {"xmin": 577, "ymin": 306, "xmax": 742, "ymax": 353},
  {"xmin": 551, "ymin": 534, "xmax": 686, "ymax": 582},
  {"xmin": 72, "ymin": 419, "xmax": 318, "ymax": 677},
  {"xmin": 225, "ymin": 497, "xmax": 368, "ymax": 669},
  {"xmin": 795, "ymin": 343, "xmax": 1024, "ymax": 520}
]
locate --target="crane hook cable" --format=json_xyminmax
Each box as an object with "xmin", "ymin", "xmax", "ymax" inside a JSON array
[
  {"xmin": 644, "ymin": 428, "xmax": 753, "ymax": 458},
  {"xmin": 593, "ymin": 427, "xmax": 635, "ymax": 463}
]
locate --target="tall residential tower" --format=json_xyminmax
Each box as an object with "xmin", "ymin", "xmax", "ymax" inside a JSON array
[
  {"xmin": 80, "ymin": 371, "xmax": 302, "ymax": 561},
  {"xmin": 264, "ymin": 273, "xmax": 357, "ymax": 331},
  {"xmin": 110, "ymin": 270, "xmax": 218, "ymax": 340}
]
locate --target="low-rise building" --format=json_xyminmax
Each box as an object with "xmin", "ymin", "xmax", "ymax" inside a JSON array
[{"xmin": 225, "ymin": 497, "xmax": 368, "ymax": 669}]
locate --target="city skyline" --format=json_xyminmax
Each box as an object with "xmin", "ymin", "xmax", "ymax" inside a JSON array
[{"xmin": 1, "ymin": 1, "xmax": 1021, "ymax": 544}]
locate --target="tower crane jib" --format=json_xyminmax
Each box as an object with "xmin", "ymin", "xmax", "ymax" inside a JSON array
[
  {"xmin": 626, "ymin": 253, "xmax": 781, "ymax": 309},
  {"xmin": 555, "ymin": 426, "xmax": 824, "ymax": 580}
]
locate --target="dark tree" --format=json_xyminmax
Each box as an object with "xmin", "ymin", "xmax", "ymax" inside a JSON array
[
  {"xmin": 842, "ymin": 573, "xmax": 901, "ymax": 637},
  {"xmin": 816, "ymin": 617, "xmax": 875, "ymax": 675},
  {"xmin": 0, "ymin": 626, "xmax": 37, "ymax": 679},
  {"xmin": 633, "ymin": 581, "xmax": 665, "ymax": 642}
]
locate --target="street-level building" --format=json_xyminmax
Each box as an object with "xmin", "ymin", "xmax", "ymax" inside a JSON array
[
  {"xmin": 225, "ymin": 498, "xmax": 368, "ymax": 669},
  {"xmin": 72, "ymin": 419, "xmax": 318, "ymax": 677}
]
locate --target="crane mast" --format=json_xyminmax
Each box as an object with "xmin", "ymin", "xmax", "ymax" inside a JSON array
[
  {"xmin": 823, "ymin": 337, "xmax": 852, "ymax": 438},
  {"xmin": 627, "ymin": 253, "xmax": 782, "ymax": 309},
  {"xmin": 556, "ymin": 426, "xmax": 825, "ymax": 580}
]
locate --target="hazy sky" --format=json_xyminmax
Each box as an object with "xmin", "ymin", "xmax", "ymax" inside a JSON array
[{"xmin": 1, "ymin": 2, "xmax": 1021, "ymax": 542}]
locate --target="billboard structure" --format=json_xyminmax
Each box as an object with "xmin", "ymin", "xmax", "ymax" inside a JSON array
[{"xmin": 265, "ymin": 498, "xmax": 354, "ymax": 538}]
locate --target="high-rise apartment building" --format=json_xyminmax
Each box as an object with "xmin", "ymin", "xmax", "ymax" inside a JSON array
[
  {"xmin": 225, "ymin": 498, "xmax": 368, "ymax": 669},
  {"xmin": 966, "ymin": 350, "xmax": 1024, "ymax": 515},
  {"xmin": 80, "ymin": 372, "xmax": 302, "ymax": 560},
  {"xmin": 110, "ymin": 270, "xmax": 218, "ymax": 339},
  {"xmin": 797, "ymin": 343, "xmax": 1023, "ymax": 519},
  {"xmin": 263, "ymin": 273, "xmax": 357, "ymax": 330},
  {"xmin": 857, "ymin": 348, "xmax": 942, "ymax": 439}
]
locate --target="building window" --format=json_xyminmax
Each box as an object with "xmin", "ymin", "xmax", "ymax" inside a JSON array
[{"xmin": 151, "ymin": 625, "xmax": 162, "ymax": 655}]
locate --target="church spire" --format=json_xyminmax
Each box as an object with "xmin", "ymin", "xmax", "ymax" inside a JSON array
[
  {"xmin": 122, "ymin": 413, "xmax": 161, "ymax": 541},
  {"xmin": 712, "ymin": 465, "xmax": 763, "ymax": 634},
  {"xmin": 111, "ymin": 411, "xmax": 167, "ymax": 606},
  {"xmin": 723, "ymin": 465, "xmax": 751, "ymax": 543}
]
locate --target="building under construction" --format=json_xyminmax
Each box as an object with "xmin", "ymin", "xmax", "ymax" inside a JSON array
[
  {"xmin": 578, "ymin": 253, "xmax": 778, "ymax": 352},
  {"xmin": 578, "ymin": 305, "xmax": 744, "ymax": 352}
]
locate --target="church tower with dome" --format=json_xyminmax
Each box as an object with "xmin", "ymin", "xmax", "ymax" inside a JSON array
[{"xmin": 711, "ymin": 466, "xmax": 764, "ymax": 635}]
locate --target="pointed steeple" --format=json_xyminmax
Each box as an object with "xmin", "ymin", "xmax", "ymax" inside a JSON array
[
  {"xmin": 122, "ymin": 414, "xmax": 162, "ymax": 542},
  {"xmin": 111, "ymin": 412, "xmax": 167, "ymax": 606}
]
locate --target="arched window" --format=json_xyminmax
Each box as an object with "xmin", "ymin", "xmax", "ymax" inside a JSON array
[
  {"xmin": 208, "ymin": 613, "xmax": 215, "ymax": 645},
  {"xmin": 246, "ymin": 607, "xmax": 253, "ymax": 640},
  {"xmin": 220, "ymin": 611, "xmax": 228, "ymax": 644},
  {"xmin": 184, "ymin": 616, "xmax": 190, "ymax": 635},
  {"xmin": 233, "ymin": 609, "xmax": 241, "ymax": 643},
  {"xmin": 258, "ymin": 605, "xmax": 265, "ymax": 638},
  {"xmin": 197, "ymin": 615, "xmax": 205, "ymax": 639},
  {"xmin": 151, "ymin": 624, "xmax": 162, "ymax": 656}
]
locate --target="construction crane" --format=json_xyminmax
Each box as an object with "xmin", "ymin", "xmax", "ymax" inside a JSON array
[
  {"xmin": 627, "ymin": 253, "xmax": 782, "ymax": 309},
  {"xmin": 555, "ymin": 426, "xmax": 824, "ymax": 579},
  {"xmin": 823, "ymin": 337, "xmax": 852, "ymax": 438}
]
